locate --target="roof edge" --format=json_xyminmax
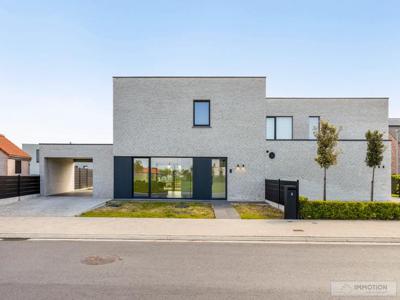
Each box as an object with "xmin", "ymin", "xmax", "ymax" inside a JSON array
[
  {"xmin": 265, "ymin": 97, "xmax": 389, "ymax": 99},
  {"xmin": 113, "ymin": 76, "xmax": 266, "ymax": 79},
  {"xmin": 39, "ymin": 143, "xmax": 113, "ymax": 146}
]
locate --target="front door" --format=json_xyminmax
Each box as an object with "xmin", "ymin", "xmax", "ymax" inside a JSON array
[
  {"xmin": 193, "ymin": 157, "xmax": 227, "ymax": 200},
  {"xmin": 193, "ymin": 158, "xmax": 212, "ymax": 200}
]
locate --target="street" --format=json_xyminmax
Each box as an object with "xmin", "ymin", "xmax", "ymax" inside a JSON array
[{"xmin": 0, "ymin": 240, "xmax": 399, "ymax": 299}]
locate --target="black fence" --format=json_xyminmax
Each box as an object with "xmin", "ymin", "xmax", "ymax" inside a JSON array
[
  {"xmin": 0, "ymin": 176, "xmax": 40, "ymax": 199},
  {"xmin": 265, "ymin": 179, "xmax": 299, "ymax": 205},
  {"xmin": 74, "ymin": 167, "xmax": 93, "ymax": 190}
]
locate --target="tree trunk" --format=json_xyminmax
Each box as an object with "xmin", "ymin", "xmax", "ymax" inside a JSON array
[
  {"xmin": 371, "ymin": 166, "xmax": 375, "ymax": 202},
  {"xmin": 323, "ymin": 168, "xmax": 327, "ymax": 201}
]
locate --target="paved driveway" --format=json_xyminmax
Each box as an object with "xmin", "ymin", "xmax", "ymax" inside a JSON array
[{"xmin": 0, "ymin": 195, "xmax": 108, "ymax": 217}]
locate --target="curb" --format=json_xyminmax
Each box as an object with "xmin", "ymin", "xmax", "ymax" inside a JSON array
[{"xmin": 2, "ymin": 233, "xmax": 400, "ymax": 244}]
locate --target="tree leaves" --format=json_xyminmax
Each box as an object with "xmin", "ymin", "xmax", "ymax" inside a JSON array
[
  {"xmin": 365, "ymin": 130, "xmax": 385, "ymax": 168},
  {"xmin": 315, "ymin": 121, "xmax": 339, "ymax": 169}
]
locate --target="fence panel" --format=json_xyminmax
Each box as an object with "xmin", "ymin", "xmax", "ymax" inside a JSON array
[
  {"xmin": 0, "ymin": 176, "xmax": 40, "ymax": 199},
  {"xmin": 265, "ymin": 179, "xmax": 299, "ymax": 205},
  {"xmin": 74, "ymin": 167, "xmax": 93, "ymax": 189}
]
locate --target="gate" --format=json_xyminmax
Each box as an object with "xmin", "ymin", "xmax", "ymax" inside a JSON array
[{"xmin": 265, "ymin": 179, "xmax": 299, "ymax": 219}]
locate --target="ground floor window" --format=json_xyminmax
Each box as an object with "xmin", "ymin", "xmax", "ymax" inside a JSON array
[
  {"xmin": 133, "ymin": 158, "xmax": 150, "ymax": 197},
  {"xmin": 212, "ymin": 159, "xmax": 226, "ymax": 199},
  {"xmin": 151, "ymin": 158, "xmax": 193, "ymax": 198},
  {"xmin": 131, "ymin": 157, "xmax": 226, "ymax": 200}
]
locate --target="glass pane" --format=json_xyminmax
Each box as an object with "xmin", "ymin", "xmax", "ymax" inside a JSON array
[
  {"xmin": 151, "ymin": 158, "xmax": 193, "ymax": 198},
  {"xmin": 212, "ymin": 159, "xmax": 226, "ymax": 199},
  {"xmin": 133, "ymin": 158, "xmax": 149, "ymax": 197},
  {"xmin": 266, "ymin": 117, "xmax": 275, "ymax": 139},
  {"xmin": 276, "ymin": 117, "xmax": 292, "ymax": 139},
  {"xmin": 309, "ymin": 117, "xmax": 319, "ymax": 139},
  {"xmin": 194, "ymin": 102, "xmax": 210, "ymax": 125}
]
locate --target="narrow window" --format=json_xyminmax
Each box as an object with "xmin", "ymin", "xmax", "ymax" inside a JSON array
[
  {"xmin": 266, "ymin": 117, "xmax": 275, "ymax": 140},
  {"xmin": 309, "ymin": 116, "xmax": 320, "ymax": 139},
  {"xmin": 193, "ymin": 100, "xmax": 210, "ymax": 126},
  {"xmin": 266, "ymin": 117, "xmax": 293, "ymax": 140},
  {"xmin": 36, "ymin": 149, "xmax": 40, "ymax": 163},
  {"xmin": 15, "ymin": 160, "xmax": 21, "ymax": 174}
]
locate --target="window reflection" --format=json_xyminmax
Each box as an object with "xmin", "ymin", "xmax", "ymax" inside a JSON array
[
  {"xmin": 151, "ymin": 158, "xmax": 193, "ymax": 198},
  {"xmin": 212, "ymin": 159, "xmax": 226, "ymax": 199}
]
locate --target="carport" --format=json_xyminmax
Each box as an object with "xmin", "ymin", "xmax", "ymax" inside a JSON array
[{"xmin": 39, "ymin": 144, "xmax": 113, "ymax": 199}]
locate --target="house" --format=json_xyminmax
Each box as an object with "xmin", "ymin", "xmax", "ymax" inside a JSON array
[
  {"xmin": 389, "ymin": 118, "xmax": 400, "ymax": 174},
  {"xmin": 0, "ymin": 134, "xmax": 31, "ymax": 176},
  {"xmin": 22, "ymin": 144, "xmax": 40, "ymax": 175},
  {"xmin": 38, "ymin": 76, "xmax": 391, "ymax": 201}
]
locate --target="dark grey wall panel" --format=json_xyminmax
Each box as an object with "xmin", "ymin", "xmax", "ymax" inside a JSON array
[{"xmin": 114, "ymin": 156, "xmax": 132, "ymax": 198}]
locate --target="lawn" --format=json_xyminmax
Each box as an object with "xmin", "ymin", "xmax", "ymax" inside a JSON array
[
  {"xmin": 80, "ymin": 201, "xmax": 215, "ymax": 219},
  {"xmin": 392, "ymin": 194, "xmax": 399, "ymax": 198},
  {"xmin": 232, "ymin": 203, "xmax": 283, "ymax": 219}
]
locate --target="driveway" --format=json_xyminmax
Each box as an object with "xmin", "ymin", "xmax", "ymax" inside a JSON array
[{"xmin": 0, "ymin": 194, "xmax": 108, "ymax": 217}]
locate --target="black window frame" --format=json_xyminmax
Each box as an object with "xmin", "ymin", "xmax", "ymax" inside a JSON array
[
  {"xmin": 308, "ymin": 116, "xmax": 320, "ymax": 140},
  {"xmin": 131, "ymin": 156, "xmax": 227, "ymax": 200},
  {"xmin": 15, "ymin": 160, "xmax": 22, "ymax": 174},
  {"xmin": 193, "ymin": 100, "xmax": 211, "ymax": 127},
  {"xmin": 266, "ymin": 116, "xmax": 293, "ymax": 140},
  {"xmin": 36, "ymin": 149, "xmax": 40, "ymax": 163}
]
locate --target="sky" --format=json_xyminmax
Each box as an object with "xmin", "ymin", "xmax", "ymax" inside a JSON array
[{"xmin": 0, "ymin": 0, "xmax": 399, "ymax": 147}]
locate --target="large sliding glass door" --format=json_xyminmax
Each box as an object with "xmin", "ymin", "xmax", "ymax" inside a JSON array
[
  {"xmin": 132, "ymin": 157, "xmax": 226, "ymax": 200},
  {"xmin": 151, "ymin": 158, "xmax": 193, "ymax": 198}
]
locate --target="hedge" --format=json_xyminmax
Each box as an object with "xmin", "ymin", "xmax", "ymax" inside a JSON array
[
  {"xmin": 392, "ymin": 174, "xmax": 400, "ymax": 195},
  {"xmin": 299, "ymin": 197, "xmax": 400, "ymax": 220}
]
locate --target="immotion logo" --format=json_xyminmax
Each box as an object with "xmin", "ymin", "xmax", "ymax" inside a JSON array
[{"xmin": 331, "ymin": 281, "xmax": 397, "ymax": 297}]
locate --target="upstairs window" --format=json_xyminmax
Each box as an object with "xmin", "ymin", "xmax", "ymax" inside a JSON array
[
  {"xmin": 309, "ymin": 116, "xmax": 320, "ymax": 139},
  {"xmin": 266, "ymin": 117, "xmax": 293, "ymax": 140},
  {"xmin": 193, "ymin": 100, "xmax": 210, "ymax": 126},
  {"xmin": 15, "ymin": 160, "xmax": 21, "ymax": 174}
]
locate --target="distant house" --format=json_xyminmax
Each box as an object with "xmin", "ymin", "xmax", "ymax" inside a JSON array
[
  {"xmin": 0, "ymin": 134, "xmax": 31, "ymax": 176},
  {"xmin": 389, "ymin": 118, "xmax": 400, "ymax": 174},
  {"xmin": 22, "ymin": 144, "xmax": 40, "ymax": 175}
]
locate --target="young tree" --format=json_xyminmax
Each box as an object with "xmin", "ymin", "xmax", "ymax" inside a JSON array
[
  {"xmin": 365, "ymin": 130, "xmax": 385, "ymax": 201},
  {"xmin": 315, "ymin": 121, "xmax": 339, "ymax": 200}
]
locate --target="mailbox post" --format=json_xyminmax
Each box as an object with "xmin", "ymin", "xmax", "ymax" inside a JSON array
[{"xmin": 284, "ymin": 185, "xmax": 298, "ymax": 219}]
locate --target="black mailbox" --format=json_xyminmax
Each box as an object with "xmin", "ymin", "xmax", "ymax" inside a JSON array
[{"xmin": 284, "ymin": 185, "xmax": 298, "ymax": 219}]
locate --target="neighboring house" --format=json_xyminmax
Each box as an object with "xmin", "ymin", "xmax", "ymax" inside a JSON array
[
  {"xmin": 0, "ymin": 134, "xmax": 31, "ymax": 176},
  {"xmin": 22, "ymin": 144, "xmax": 40, "ymax": 175},
  {"xmin": 39, "ymin": 76, "xmax": 391, "ymax": 200},
  {"xmin": 389, "ymin": 118, "xmax": 400, "ymax": 174}
]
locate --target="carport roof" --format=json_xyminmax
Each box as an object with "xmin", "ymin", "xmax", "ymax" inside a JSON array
[{"xmin": 0, "ymin": 134, "xmax": 31, "ymax": 160}]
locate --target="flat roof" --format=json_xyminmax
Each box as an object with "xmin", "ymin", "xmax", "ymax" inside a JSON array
[
  {"xmin": 265, "ymin": 97, "xmax": 389, "ymax": 99},
  {"xmin": 389, "ymin": 118, "xmax": 400, "ymax": 126},
  {"xmin": 113, "ymin": 76, "xmax": 266, "ymax": 79},
  {"xmin": 39, "ymin": 143, "xmax": 113, "ymax": 146}
]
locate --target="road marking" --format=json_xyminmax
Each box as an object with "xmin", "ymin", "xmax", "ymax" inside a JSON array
[{"xmin": 11, "ymin": 238, "xmax": 400, "ymax": 246}]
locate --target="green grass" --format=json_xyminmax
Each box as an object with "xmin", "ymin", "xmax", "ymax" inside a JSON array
[
  {"xmin": 392, "ymin": 194, "xmax": 399, "ymax": 198},
  {"xmin": 80, "ymin": 201, "xmax": 215, "ymax": 219},
  {"xmin": 232, "ymin": 203, "xmax": 283, "ymax": 219}
]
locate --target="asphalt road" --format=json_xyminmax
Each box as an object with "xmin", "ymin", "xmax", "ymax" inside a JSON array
[{"xmin": 0, "ymin": 240, "xmax": 399, "ymax": 299}]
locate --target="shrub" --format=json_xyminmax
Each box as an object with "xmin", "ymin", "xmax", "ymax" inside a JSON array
[
  {"xmin": 391, "ymin": 174, "xmax": 400, "ymax": 195},
  {"xmin": 299, "ymin": 198, "xmax": 400, "ymax": 220}
]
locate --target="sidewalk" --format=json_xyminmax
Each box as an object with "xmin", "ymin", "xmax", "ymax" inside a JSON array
[{"xmin": 1, "ymin": 217, "xmax": 400, "ymax": 243}]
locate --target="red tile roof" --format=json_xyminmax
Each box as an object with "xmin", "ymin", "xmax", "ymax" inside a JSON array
[{"xmin": 0, "ymin": 134, "xmax": 31, "ymax": 160}]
